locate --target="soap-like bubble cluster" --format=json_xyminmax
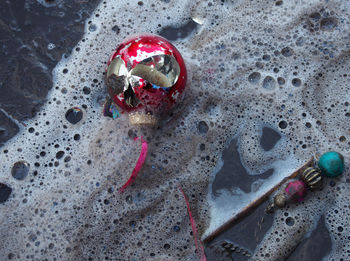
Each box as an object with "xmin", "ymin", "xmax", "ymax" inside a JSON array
[{"xmin": 0, "ymin": 0, "xmax": 349, "ymax": 260}]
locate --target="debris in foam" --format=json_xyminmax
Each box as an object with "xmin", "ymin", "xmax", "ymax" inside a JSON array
[
  {"xmin": 103, "ymin": 98, "xmax": 120, "ymax": 119},
  {"xmin": 203, "ymin": 158, "xmax": 314, "ymax": 243}
]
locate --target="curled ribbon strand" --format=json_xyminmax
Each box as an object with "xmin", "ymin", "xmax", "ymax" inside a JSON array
[
  {"xmin": 178, "ymin": 184, "xmax": 207, "ymax": 261},
  {"xmin": 118, "ymin": 136, "xmax": 148, "ymax": 193}
]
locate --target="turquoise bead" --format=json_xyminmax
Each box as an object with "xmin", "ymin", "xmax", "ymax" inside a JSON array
[{"xmin": 318, "ymin": 151, "xmax": 344, "ymax": 178}]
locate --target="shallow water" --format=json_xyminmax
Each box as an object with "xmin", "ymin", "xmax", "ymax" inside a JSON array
[
  {"xmin": 0, "ymin": 0, "xmax": 100, "ymax": 143},
  {"xmin": 1, "ymin": 0, "xmax": 350, "ymax": 260}
]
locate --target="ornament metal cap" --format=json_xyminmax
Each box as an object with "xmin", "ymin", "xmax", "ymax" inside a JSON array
[{"xmin": 128, "ymin": 111, "xmax": 158, "ymax": 126}]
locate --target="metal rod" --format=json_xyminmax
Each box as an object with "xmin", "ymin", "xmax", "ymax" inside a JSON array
[{"xmin": 202, "ymin": 158, "xmax": 314, "ymax": 244}]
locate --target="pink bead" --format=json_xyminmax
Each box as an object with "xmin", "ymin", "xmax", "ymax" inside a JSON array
[{"xmin": 285, "ymin": 180, "xmax": 307, "ymax": 202}]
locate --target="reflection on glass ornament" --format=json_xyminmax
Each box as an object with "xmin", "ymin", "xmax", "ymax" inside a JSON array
[{"xmin": 104, "ymin": 34, "xmax": 187, "ymax": 125}]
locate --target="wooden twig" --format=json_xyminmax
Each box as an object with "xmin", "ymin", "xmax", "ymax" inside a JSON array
[{"xmin": 202, "ymin": 158, "xmax": 314, "ymax": 244}]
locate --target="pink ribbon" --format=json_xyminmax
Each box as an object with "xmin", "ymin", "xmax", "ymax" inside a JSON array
[
  {"xmin": 118, "ymin": 136, "xmax": 148, "ymax": 193},
  {"xmin": 178, "ymin": 184, "xmax": 207, "ymax": 261}
]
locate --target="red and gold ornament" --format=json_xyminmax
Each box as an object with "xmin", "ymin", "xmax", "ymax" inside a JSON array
[{"xmin": 104, "ymin": 34, "xmax": 187, "ymax": 124}]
